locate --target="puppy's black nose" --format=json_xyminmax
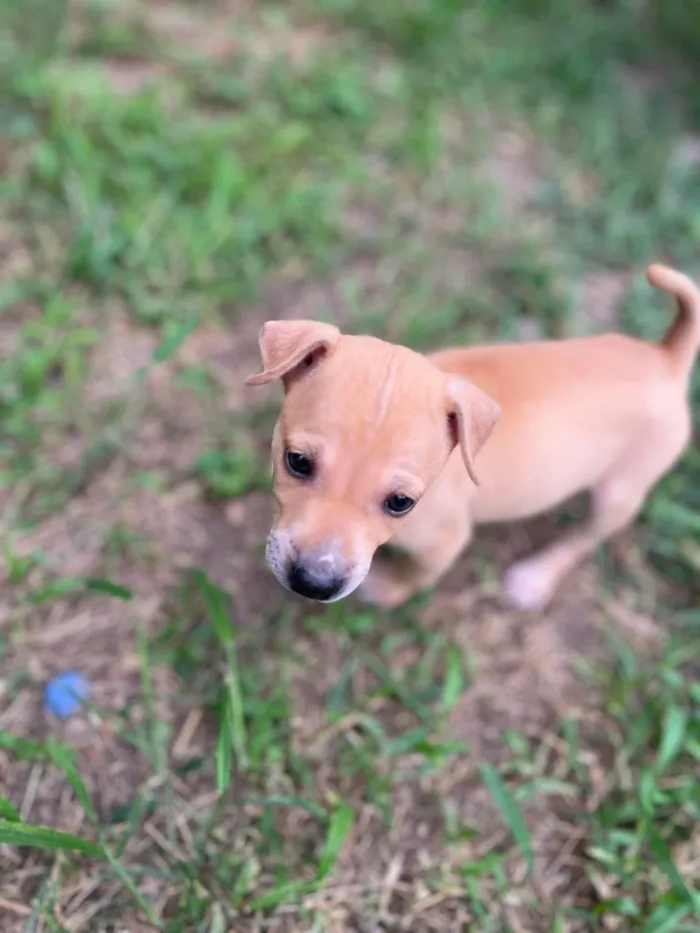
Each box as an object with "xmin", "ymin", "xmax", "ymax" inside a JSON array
[{"xmin": 287, "ymin": 561, "xmax": 344, "ymax": 602}]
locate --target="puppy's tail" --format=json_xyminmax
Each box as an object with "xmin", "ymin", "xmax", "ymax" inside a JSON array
[{"xmin": 648, "ymin": 263, "xmax": 700, "ymax": 380}]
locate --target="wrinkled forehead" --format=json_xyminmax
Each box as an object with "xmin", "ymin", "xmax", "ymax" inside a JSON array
[{"xmin": 281, "ymin": 335, "xmax": 448, "ymax": 441}]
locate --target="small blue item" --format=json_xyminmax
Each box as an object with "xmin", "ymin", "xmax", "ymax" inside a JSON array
[{"xmin": 44, "ymin": 671, "xmax": 91, "ymax": 720}]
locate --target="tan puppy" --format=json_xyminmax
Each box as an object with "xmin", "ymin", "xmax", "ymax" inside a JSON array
[{"xmin": 246, "ymin": 265, "xmax": 699, "ymax": 610}]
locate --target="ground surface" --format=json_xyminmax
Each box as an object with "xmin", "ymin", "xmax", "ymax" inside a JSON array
[{"xmin": 1, "ymin": 1, "xmax": 700, "ymax": 931}]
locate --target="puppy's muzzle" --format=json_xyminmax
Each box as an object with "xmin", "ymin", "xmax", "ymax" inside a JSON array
[
  {"xmin": 266, "ymin": 532, "xmax": 370, "ymax": 602},
  {"xmin": 287, "ymin": 552, "xmax": 346, "ymax": 602}
]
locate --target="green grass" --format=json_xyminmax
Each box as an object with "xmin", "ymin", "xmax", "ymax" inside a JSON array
[{"xmin": 1, "ymin": 0, "xmax": 700, "ymax": 930}]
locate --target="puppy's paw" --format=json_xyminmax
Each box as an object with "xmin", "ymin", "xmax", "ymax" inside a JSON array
[
  {"xmin": 504, "ymin": 558, "xmax": 557, "ymax": 612},
  {"xmin": 357, "ymin": 569, "xmax": 414, "ymax": 610}
]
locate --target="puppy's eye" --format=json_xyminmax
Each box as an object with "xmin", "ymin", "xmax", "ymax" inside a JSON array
[
  {"xmin": 383, "ymin": 493, "xmax": 416, "ymax": 517},
  {"xmin": 285, "ymin": 449, "xmax": 314, "ymax": 480}
]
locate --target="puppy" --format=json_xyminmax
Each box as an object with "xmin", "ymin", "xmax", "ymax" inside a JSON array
[{"xmin": 246, "ymin": 264, "xmax": 698, "ymax": 610}]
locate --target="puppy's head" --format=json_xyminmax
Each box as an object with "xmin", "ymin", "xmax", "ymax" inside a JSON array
[{"xmin": 246, "ymin": 320, "xmax": 499, "ymax": 602}]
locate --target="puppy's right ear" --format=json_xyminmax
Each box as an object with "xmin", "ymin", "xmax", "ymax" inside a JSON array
[
  {"xmin": 245, "ymin": 320, "xmax": 341, "ymax": 388},
  {"xmin": 445, "ymin": 377, "xmax": 500, "ymax": 486}
]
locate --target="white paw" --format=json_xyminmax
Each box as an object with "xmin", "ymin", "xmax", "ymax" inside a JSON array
[
  {"xmin": 504, "ymin": 559, "xmax": 556, "ymax": 612},
  {"xmin": 356, "ymin": 572, "xmax": 411, "ymax": 610}
]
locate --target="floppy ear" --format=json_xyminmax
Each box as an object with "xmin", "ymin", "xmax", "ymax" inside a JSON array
[
  {"xmin": 445, "ymin": 377, "xmax": 500, "ymax": 486},
  {"xmin": 245, "ymin": 320, "xmax": 341, "ymax": 388}
]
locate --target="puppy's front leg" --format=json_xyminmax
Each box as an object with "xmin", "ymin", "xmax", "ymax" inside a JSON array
[{"xmin": 358, "ymin": 504, "xmax": 473, "ymax": 609}]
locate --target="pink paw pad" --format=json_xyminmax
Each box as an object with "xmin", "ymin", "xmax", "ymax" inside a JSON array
[{"xmin": 504, "ymin": 560, "xmax": 556, "ymax": 611}]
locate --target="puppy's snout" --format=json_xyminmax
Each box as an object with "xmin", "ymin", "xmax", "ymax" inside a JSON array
[{"xmin": 287, "ymin": 550, "xmax": 347, "ymax": 602}]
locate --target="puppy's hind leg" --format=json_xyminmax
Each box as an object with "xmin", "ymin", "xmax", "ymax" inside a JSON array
[
  {"xmin": 504, "ymin": 422, "xmax": 690, "ymax": 611},
  {"xmin": 504, "ymin": 480, "xmax": 647, "ymax": 611}
]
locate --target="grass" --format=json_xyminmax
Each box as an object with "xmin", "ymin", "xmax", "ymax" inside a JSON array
[{"xmin": 1, "ymin": 0, "xmax": 700, "ymax": 929}]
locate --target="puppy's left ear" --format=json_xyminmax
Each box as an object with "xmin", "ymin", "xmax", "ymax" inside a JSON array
[
  {"xmin": 245, "ymin": 319, "xmax": 341, "ymax": 389},
  {"xmin": 445, "ymin": 377, "xmax": 500, "ymax": 486}
]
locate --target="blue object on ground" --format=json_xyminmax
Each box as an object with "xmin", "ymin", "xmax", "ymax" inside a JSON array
[{"xmin": 44, "ymin": 671, "xmax": 91, "ymax": 720}]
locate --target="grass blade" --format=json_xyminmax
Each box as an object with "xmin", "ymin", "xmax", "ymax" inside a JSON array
[
  {"xmin": 223, "ymin": 645, "xmax": 248, "ymax": 772},
  {"xmin": 0, "ymin": 795, "xmax": 20, "ymax": 821},
  {"xmin": 250, "ymin": 799, "xmax": 354, "ymax": 909},
  {"xmin": 441, "ymin": 644, "xmax": 466, "ymax": 713},
  {"xmin": 194, "ymin": 572, "xmax": 247, "ymax": 774},
  {"xmin": 46, "ymin": 740, "xmax": 97, "ymax": 822},
  {"xmin": 215, "ymin": 697, "xmax": 234, "ymax": 793},
  {"xmin": 317, "ymin": 799, "xmax": 354, "ymax": 879},
  {"xmin": 249, "ymin": 879, "xmax": 311, "ymax": 910},
  {"xmin": 194, "ymin": 570, "xmax": 235, "ymax": 647},
  {"xmin": 647, "ymin": 824, "xmax": 697, "ymax": 911},
  {"xmin": 642, "ymin": 905, "xmax": 692, "ymax": 933},
  {"xmin": 102, "ymin": 845, "xmax": 159, "ymax": 925},
  {"xmin": 28, "ymin": 576, "xmax": 132, "ymax": 604},
  {"xmin": 85, "ymin": 578, "xmax": 133, "ymax": 600},
  {"xmin": 480, "ymin": 764, "xmax": 534, "ymax": 873},
  {"xmin": 152, "ymin": 318, "xmax": 198, "ymax": 363},
  {"xmin": 655, "ymin": 705, "xmax": 688, "ymax": 774},
  {"xmin": 0, "ymin": 734, "xmax": 97, "ymax": 822},
  {"xmin": 0, "ymin": 822, "xmax": 104, "ymax": 856}
]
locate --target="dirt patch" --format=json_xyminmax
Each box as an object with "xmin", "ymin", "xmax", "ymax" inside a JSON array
[
  {"xmin": 87, "ymin": 313, "xmax": 158, "ymax": 403},
  {"xmin": 147, "ymin": 1, "xmax": 238, "ymax": 60},
  {"xmin": 671, "ymin": 133, "xmax": 700, "ymax": 169},
  {"xmin": 0, "ymin": 226, "xmax": 33, "ymax": 289},
  {"xmin": 479, "ymin": 128, "xmax": 544, "ymax": 214},
  {"xmin": 566, "ymin": 269, "xmax": 630, "ymax": 337},
  {"xmin": 147, "ymin": 0, "xmax": 330, "ymax": 69},
  {"xmin": 101, "ymin": 59, "xmax": 167, "ymax": 95}
]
